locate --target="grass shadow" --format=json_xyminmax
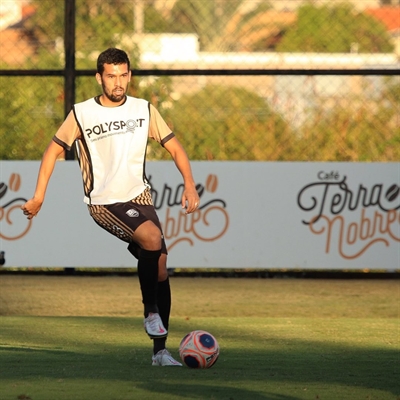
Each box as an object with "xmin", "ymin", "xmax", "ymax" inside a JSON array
[{"xmin": 0, "ymin": 316, "xmax": 399, "ymax": 399}]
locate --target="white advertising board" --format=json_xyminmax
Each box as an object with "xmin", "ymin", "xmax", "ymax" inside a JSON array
[{"xmin": 0, "ymin": 161, "xmax": 399, "ymax": 270}]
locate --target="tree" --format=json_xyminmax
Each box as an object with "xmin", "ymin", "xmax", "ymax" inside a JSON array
[
  {"xmin": 166, "ymin": 84, "xmax": 292, "ymax": 161},
  {"xmin": 0, "ymin": 76, "xmax": 64, "ymax": 160},
  {"xmin": 21, "ymin": 0, "xmax": 171, "ymax": 69},
  {"xmin": 168, "ymin": 0, "xmax": 272, "ymax": 51},
  {"xmin": 276, "ymin": 3, "xmax": 394, "ymax": 53},
  {"xmin": 0, "ymin": 0, "xmax": 174, "ymax": 160},
  {"xmin": 294, "ymin": 76, "xmax": 400, "ymax": 161},
  {"xmin": 1, "ymin": 0, "xmax": 397, "ymax": 162}
]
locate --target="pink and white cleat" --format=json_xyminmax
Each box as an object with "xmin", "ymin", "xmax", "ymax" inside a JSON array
[
  {"xmin": 152, "ymin": 349, "xmax": 182, "ymax": 366},
  {"xmin": 144, "ymin": 313, "xmax": 168, "ymax": 339}
]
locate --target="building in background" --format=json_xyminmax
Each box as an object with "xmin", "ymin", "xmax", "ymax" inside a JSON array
[{"xmin": 0, "ymin": 0, "xmax": 36, "ymax": 65}]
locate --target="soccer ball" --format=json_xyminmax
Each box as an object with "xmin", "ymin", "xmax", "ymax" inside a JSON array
[{"xmin": 179, "ymin": 330, "xmax": 220, "ymax": 368}]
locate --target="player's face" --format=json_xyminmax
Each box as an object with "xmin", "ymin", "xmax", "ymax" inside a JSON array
[{"xmin": 96, "ymin": 63, "xmax": 131, "ymax": 106}]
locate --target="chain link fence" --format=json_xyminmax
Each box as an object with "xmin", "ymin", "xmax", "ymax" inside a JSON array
[{"xmin": 1, "ymin": 0, "xmax": 399, "ymax": 161}]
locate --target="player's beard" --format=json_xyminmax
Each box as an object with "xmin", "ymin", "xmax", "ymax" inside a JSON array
[{"xmin": 102, "ymin": 82, "xmax": 128, "ymax": 103}]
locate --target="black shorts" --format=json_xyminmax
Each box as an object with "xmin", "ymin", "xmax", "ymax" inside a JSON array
[{"xmin": 88, "ymin": 200, "xmax": 167, "ymax": 259}]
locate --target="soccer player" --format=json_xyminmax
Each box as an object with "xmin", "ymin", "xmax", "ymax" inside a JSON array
[{"xmin": 21, "ymin": 47, "xmax": 200, "ymax": 366}]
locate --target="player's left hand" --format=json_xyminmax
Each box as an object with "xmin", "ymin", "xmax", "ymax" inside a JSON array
[{"xmin": 182, "ymin": 186, "xmax": 200, "ymax": 214}]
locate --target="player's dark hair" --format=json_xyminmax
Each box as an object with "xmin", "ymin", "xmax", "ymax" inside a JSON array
[{"xmin": 97, "ymin": 48, "xmax": 130, "ymax": 74}]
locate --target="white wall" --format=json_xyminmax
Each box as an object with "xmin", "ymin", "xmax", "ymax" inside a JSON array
[{"xmin": 0, "ymin": 161, "xmax": 399, "ymax": 270}]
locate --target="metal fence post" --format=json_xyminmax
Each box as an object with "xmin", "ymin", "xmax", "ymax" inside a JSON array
[
  {"xmin": 64, "ymin": 0, "xmax": 76, "ymax": 274},
  {"xmin": 64, "ymin": 0, "xmax": 76, "ymax": 161}
]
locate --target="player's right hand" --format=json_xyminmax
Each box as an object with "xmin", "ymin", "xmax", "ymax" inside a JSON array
[{"xmin": 21, "ymin": 198, "xmax": 43, "ymax": 219}]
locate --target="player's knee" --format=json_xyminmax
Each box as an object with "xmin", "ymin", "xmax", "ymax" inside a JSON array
[
  {"xmin": 146, "ymin": 236, "xmax": 162, "ymax": 251},
  {"xmin": 134, "ymin": 221, "xmax": 162, "ymax": 250},
  {"xmin": 146, "ymin": 228, "xmax": 162, "ymax": 250}
]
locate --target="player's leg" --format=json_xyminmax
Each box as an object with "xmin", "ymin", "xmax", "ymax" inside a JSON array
[
  {"xmin": 151, "ymin": 252, "xmax": 182, "ymax": 366},
  {"xmin": 88, "ymin": 203, "xmax": 167, "ymax": 338},
  {"xmin": 130, "ymin": 220, "xmax": 162, "ymax": 315},
  {"xmin": 128, "ymin": 220, "xmax": 168, "ymax": 339},
  {"xmin": 88, "ymin": 202, "xmax": 181, "ymax": 365},
  {"xmin": 153, "ymin": 252, "xmax": 170, "ymax": 354}
]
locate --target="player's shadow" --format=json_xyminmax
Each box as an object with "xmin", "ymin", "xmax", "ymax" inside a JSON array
[{"xmin": 138, "ymin": 381, "xmax": 298, "ymax": 400}]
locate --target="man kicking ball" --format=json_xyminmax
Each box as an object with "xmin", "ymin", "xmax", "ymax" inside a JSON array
[{"xmin": 22, "ymin": 47, "xmax": 200, "ymax": 366}]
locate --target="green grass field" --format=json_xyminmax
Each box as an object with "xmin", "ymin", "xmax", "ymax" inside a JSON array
[{"xmin": 0, "ymin": 275, "xmax": 399, "ymax": 400}]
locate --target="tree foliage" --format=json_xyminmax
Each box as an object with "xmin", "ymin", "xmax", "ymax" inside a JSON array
[
  {"xmin": 168, "ymin": 0, "xmax": 244, "ymax": 51},
  {"xmin": 277, "ymin": 3, "xmax": 394, "ymax": 53},
  {"xmin": 292, "ymin": 76, "xmax": 400, "ymax": 161},
  {"xmin": 22, "ymin": 0, "xmax": 170, "ymax": 69},
  {"xmin": 1, "ymin": 0, "xmax": 398, "ymax": 161},
  {"xmin": 166, "ymin": 0, "xmax": 274, "ymax": 51},
  {"xmin": 0, "ymin": 76, "xmax": 64, "ymax": 159},
  {"xmin": 0, "ymin": 0, "xmax": 174, "ymax": 160},
  {"xmin": 165, "ymin": 84, "xmax": 292, "ymax": 161}
]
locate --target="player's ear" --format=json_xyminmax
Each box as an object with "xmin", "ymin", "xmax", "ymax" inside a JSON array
[{"xmin": 95, "ymin": 73, "xmax": 102, "ymax": 85}]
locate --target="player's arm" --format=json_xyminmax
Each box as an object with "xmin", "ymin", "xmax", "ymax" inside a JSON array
[
  {"xmin": 148, "ymin": 103, "xmax": 199, "ymax": 213},
  {"xmin": 21, "ymin": 140, "xmax": 65, "ymax": 219},
  {"xmin": 22, "ymin": 111, "xmax": 80, "ymax": 219},
  {"xmin": 163, "ymin": 136, "xmax": 199, "ymax": 214}
]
